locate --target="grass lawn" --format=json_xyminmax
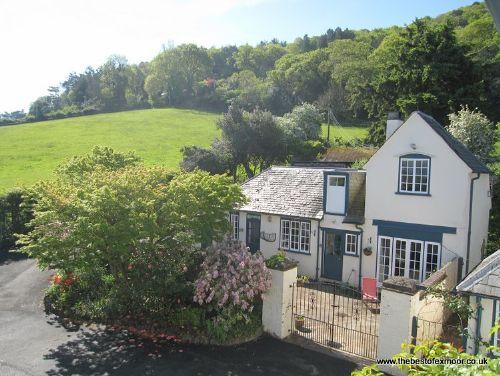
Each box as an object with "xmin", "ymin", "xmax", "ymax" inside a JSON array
[
  {"xmin": 0, "ymin": 108, "xmax": 220, "ymax": 193},
  {"xmin": 321, "ymin": 123, "xmax": 368, "ymax": 141}
]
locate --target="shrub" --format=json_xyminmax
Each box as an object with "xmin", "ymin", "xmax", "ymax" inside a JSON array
[
  {"xmin": 0, "ymin": 188, "xmax": 33, "ymax": 251},
  {"xmin": 20, "ymin": 147, "xmax": 246, "ymax": 324},
  {"xmin": 194, "ymin": 242, "xmax": 271, "ymax": 313}
]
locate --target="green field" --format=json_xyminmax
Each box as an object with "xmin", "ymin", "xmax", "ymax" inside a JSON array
[
  {"xmin": 0, "ymin": 110, "xmax": 372, "ymax": 193},
  {"xmin": 321, "ymin": 123, "xmax": 368, "ymax": 141},
  {"xmin": 0, "ymin": 108, "xmax": 220, "ymax": 193}
]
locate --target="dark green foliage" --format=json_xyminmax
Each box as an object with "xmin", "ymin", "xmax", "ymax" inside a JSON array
[
  {"xmin": 487, "ymin": 165, "xmax": 500, "ymax": 256},
  {"xmin": 0, "ymin": 189, "xmax": 33, "ymax": 251}
]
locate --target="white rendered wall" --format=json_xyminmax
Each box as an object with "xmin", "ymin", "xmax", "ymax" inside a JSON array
[
  {"xmin": 238, "ymin": 211, "xmax": 320, "ymax": 278},
  {"xmin": 363, "ymin": 112, "xmax": 488, "ymax": 277}
]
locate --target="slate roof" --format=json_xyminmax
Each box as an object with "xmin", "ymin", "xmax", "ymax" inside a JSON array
[
  {"xmin": 415, "ymin": 111, "xmax": 490, "ymax": 174},
  {"xmin": 239, "ymin": 167, "xmax": 366, "ymax": 223},
  {"xmin": 456, "ymin": 250, "xmax": 500, "ymax": 299}
]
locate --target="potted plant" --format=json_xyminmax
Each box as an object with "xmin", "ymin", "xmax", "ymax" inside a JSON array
[{"xmin": 295, "ymin": 315, "xmax": 305, "ymax": 330}]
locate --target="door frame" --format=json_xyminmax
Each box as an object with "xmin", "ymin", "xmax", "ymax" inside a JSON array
[
  {"xmin": 321, "ymin": 228, "xmax": 344, "ymax": 281},
  {"xmin": 246, "ymin": 213, "xmax": 261, "ymax": 253}
]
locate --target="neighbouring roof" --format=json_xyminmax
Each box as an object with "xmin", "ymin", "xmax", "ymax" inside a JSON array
[
  {"xmin": 322, "ymin": 147, "xmax": 378, "ymax": 164},
  {"xmin": 239, "ymin": 166, "xmax": 366, "ymax": 223},
  {"xmin": 456, "ymin": 250, "xmax": 500, "ymax": 298},
  {"xmin": 415, "ymin": 111, "xmax": 490, "ymax": 174}
]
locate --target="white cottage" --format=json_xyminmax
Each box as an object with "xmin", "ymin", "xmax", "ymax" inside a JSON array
[{"xmin": 232, "ymin": 111, "xmax": 492, "ymax": 288}]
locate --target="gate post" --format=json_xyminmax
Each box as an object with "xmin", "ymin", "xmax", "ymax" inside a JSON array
[
  {"xmin": 262, "ymin": 264, "xmax": 298, "ymax": 339},
  {"xmin": 377, "ymin": 277, "xmax": 418, "ymax": 376}
]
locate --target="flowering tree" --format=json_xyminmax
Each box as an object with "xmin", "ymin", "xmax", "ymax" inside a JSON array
[
  {"xmin": 194, "ymin": 242, "xmax": 271, "ymax": 313},
  {"xmin": 448, "ymin": 106, "xmax": 498, "ymax": 164}
]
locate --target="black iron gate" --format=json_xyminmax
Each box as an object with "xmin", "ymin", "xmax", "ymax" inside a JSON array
[{"xmin": 291, "ymin": 281, "xmax": 380, "ymax": 360}]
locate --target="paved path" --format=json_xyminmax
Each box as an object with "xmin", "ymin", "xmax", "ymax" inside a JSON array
[{"xmin": 0, "ymin": 253, "xmax": 360, "ymax": 375}]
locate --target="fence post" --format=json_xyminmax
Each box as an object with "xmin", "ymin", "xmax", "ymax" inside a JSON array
[
  {"xmin": 262, "ymin": 265, "xmax": 298, "ymax": 339},
  {"xmin": 377, "ymin": 277, "xmax": 418, "ymax": 376}
]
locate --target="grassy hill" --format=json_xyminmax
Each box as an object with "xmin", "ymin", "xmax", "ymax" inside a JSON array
[
  {"xmin": 0, "ymin": 108, "xmax": 220, "ymax": 192},
  {"xmin": 0, "ymin": 108, "xmax": 369, "ymax": 192}
]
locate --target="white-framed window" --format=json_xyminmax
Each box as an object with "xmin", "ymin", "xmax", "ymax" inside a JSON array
[
  {"xmin": 345, "ymin": 233, "xmax": 358, "ymax": 255},
  {"xmin": 230, "ymin": 213, "xmax": 239, "ymax": 240},
  {"xmin": 408, "ymin": 240, "xmax": 424, "ymax": 281},
  {"xmin": 280, "ymin": 218, "xmax": 310, "ymax": 253},
  {"xmin": 378, "ymin": 237, "xmax": 392, "ymax": 283},
  {"xmin": 393, "ymin": 238, "xmax": 407, "ymax": 277},
  {"xmin": 377, "ymin": 236, "xmax": 441, "ymax": 283},
  {"xmin": 300, "ymin": 222, "xmax": 311, "ymax": 253},
  {"xmin": 399, "ymin": 157, "xmax": 430, "ymax": 194},
  {"xmin": 329, "ymin": 176, "xmax": 346, "ymax": 187},
  {"xmin": 280, "ymin": 220, "xmax": 290, "ymax": 249},
  {"xmin": 424, "ymin": 242, "xmax": 441, "ymax": 279}
]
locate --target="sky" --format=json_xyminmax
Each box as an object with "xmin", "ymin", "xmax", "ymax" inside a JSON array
[{"xmin": 0, "ymin": 0, "xmax": 478, "ymax": 113}]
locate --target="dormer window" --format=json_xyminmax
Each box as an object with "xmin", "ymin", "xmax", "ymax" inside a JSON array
[
  {"xmin": 398, "ymin": 155, "xmax": 430, "ymax": 195},
  {"xmin": 325, "ymin": 173, "xmax": 348, "ymax": 215}
]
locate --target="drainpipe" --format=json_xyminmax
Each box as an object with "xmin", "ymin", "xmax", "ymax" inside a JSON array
[
  {"xmin": 356, "ymin": 224, "xmax": 364, "ymax": 288},
  {"xmin": 466, "ymin": 173, "xmax": 480, "ymax": 275},
  {"xmin": 315, "ymin": 221, "xmax": 321, "ymax": 280}
]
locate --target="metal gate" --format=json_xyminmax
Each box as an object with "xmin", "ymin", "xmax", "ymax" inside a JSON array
[{"xmin": 291, "ymin": 281, "xmax": 380, "ymax": 360}]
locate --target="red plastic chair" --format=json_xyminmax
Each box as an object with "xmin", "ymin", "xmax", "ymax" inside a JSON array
[{"xmin": 362, "ymin": 277, "xmax": 378, "ymax": 302}]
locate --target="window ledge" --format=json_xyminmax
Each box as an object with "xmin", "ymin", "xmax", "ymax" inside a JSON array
[
  {"xmin": 344, "ymin": 253, "xmax": 359, "ymax": 258},
  {"xmin": 395, "ymin": 191, "xmax": 431, "ymax": 197},
  {"xmin": 284, "ymin": 249, "xmax": 311, "ymax": 256}
]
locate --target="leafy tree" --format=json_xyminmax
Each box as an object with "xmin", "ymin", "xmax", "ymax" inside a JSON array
[
  {"xmin": 180, "ymin": 145, "xmax": 231, "ymax": 176},
  {"xmin": 217, "ymin": 105, "xmax": 286, "ymax": 178},
  {"xmin": 57, "ymin": 146, "xmax": 141, "ymax": 182},
  {"xmin": 99, "ymin": 55, "xmax": 129, "ymax": 111},
  {"xmin": 233, "ymin": 44, "xmax": 287, "ymax": 78},
  {"xmin": 269, "ymin": 49, "xmax": 330, "ymax": 113},
  {"xmin": 208, "ymin": 45, "xmax": 238, "ymax": 79},
  {"xmin": 364, "ymin": 19, "xmax": 481, "ymax": 124},
  {"xmin": 279, "ymin": 103, "xmax": 322, "ymax": 141},
  {"xmin": 145, "ymin": 44, "xmax": 211, "ymax": 106},
  {"xmin": 448, "ymin": 106, "xmax": 498, "ymax": 164},
  {"xmin": 216, "ymin": 70, "xmax": 270, "ymax": 111}
]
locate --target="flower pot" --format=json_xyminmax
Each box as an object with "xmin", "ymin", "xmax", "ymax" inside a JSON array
[{"xmin": 295, "ymin": 317, "xmax": 305, "ymax": 330}]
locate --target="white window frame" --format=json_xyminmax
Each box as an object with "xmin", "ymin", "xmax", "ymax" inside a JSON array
[
  {"xmin": 377, "ymin": 236, "xmax": 441, "ymax": 284},
  {"xmin": 280, "ymin": 218, "xmax": 310, "ymax": 254},
  {"xmin": 423, "ymin": 242, "xmax": 441, "ymax": 279},
  {"xmin": 345, "ymin": 233, "xmax": 358, "ymax": 255},
  {"xmin": 377, "ymin": 236, "xmax": 393, "ymax": 284},
  {"xmin": 408, "ymin": 240, "xmax": 424, "ymax": 281},
  {"xmin": 399, "ymin": 157, "xmax": 430, "ymax": 194},
  {"xmin": 230, "ymin": 213, "xmax": 239, "ymax": 240}
]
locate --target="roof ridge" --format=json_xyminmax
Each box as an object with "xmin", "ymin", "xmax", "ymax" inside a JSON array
[{"xmin": 414, "ymin": 112, "xmax": 490, "ymax": 174}]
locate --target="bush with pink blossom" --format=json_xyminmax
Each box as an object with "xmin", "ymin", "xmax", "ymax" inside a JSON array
[
  {"xmin": 194, "ymin": 241, "xmax": 272, "ymax": 315},
  {"xmin": 193, "ymin": 241, "xmax": 272, "ymax": 342}
]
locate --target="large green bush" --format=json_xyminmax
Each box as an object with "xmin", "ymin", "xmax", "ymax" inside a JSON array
[{"xmin": 20, "ymin": 147, "xmax": 247, "ymax": 330}]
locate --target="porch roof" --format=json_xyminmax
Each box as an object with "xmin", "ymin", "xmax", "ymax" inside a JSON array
[{"xmin": 456, "ymin": 250, "xmax": 500, "ymax": 298}]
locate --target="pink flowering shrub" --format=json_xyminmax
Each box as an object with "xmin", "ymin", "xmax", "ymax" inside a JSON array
[{"xmin": 193, "ymin": 242, "xmax": 272, "ymax": 313}]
